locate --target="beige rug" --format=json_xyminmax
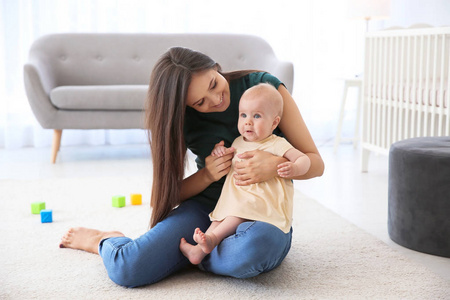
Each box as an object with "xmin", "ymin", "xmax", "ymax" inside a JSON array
[{"xmin": 1, "ymin": 176, "xmax": 449, "ymax": 299}]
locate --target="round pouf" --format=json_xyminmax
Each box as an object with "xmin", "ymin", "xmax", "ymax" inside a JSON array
[{"xmin": 388, "ymin": 136, "xmax": 450, "ymax": 258}]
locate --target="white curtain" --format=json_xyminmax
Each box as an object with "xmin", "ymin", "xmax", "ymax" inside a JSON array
[{"xmin": 0, "ymin": 0, "xmax": 366, "ymax": 149}]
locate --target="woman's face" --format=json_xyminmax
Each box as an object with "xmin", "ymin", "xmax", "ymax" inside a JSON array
[{"xmin": 186, "ymin": 69, "xmax": 230, "ymax": 113}]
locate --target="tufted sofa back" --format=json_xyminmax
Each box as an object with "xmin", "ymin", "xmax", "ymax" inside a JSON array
[{"xmin": 28, "ymin": 33, "xmax": 293, "ymax": 94}]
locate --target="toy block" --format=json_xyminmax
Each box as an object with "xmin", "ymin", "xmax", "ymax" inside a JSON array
[
  {"xmin": 31, "ymin": 202, "xmax": 46, "ymax": 214},
  {"xmin": 130, "ymin": 194, "xmax": 142, "ymax": 205},
  {"xmin": 40, "ymin": 209, "xmax": 53, "ymax": 223},
  {"xmin": 112, "ymin": 195, "xmax": 126, "ymax": 208}
]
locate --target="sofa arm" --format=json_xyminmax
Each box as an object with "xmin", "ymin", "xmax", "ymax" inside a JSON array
[
  {"xmin": 24, "ymin": 63, "xmax": 58, "ymax": 129},
  {"xmin": 273, "ymin": 61, "xmax": 294, "ymax": 95}
]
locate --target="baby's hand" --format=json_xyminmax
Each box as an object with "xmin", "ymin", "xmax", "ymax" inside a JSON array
[
  {"xmin": 212, "ymin": 140, "xmax": 229, "ymax": 157},
  {"xmin": 212, "ymin": 146, "xmax": 227, "ymax": 157},
  {"xmin": 277, "ymin": 162, "xmax": 298, "ymax": 178}
]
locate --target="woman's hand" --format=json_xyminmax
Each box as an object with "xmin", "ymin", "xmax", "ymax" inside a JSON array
[
  {"xmin": 180, "ymin": 146, "xmax": 234, "ymax": 201},
  {"xmin": 204, "ymin": 146, "xmax": 235, "ymax": 183},
  {"xmin": 233, "ymin": 149, "xmax": 287, "ymax": 186}
]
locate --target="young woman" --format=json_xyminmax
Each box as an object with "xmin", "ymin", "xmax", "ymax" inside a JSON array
[{"xmin": 60, "ymin": 47, "xmax": 324, "ymax": 287}]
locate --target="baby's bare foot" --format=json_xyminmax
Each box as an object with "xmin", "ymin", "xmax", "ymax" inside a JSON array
[
  {"xmin": 59, "ymin": 227, "xmax": 124, "ymax": 254},
  {"xmin": 179, "ymin": 238, "xmax": 207, "ymax": 265},
  {"xmin": 193, "ymin": 228, "xmax": 217, "ymax": 254}
]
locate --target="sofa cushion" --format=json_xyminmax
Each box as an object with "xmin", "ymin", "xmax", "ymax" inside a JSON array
[{"xmin": 50, "ymin": 85, "xmax": 148, "ymax": 110}]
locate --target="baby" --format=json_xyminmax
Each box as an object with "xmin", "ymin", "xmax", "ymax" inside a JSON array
[{"xmin": 180, "ymin": 83, "xmax": 311, "ymax": 265}]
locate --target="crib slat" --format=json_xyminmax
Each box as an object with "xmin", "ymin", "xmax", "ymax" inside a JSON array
[
  {"xmin": 364, "ymin": 37, "xmax": 369, "ymax": 146},
  {"xmin": 381, "ymin": 36, "xmax": 388, "ymax": 148},
  {"xmin": 405, "ymin": 36, "xmax": 412, "ymax": 139},
  {"xmin": 373, "ymin": 36, "xmax": 377, "ymax": 147},
  {"xmin": 438, "ymin": 33, "xmax": 446, "ymax": 135},
  {"xmin": 386, "ymin": 36, "xmax": 393, "ymax": 145},
  {"xmin": 398, "ymin": 36, "xmax": 406, "ymax": 140},
  {"xmin": 417, "ymin": 35, "xmax": 424, "ymax": 137},
  {"xmin": 446, "ymin": 34, "xmax": 450, "ymax": 135},
  {"xmin": 431, "ymin": 34, "xmax": 438, "ymax": 134},
  {"xmin": 411, "ymin": 35, "xmax": 418, "ymax": 138},
  {"xmin": 370, "ymin": 37, "xmax": 375, "ymax": 146},
  {"xmin": 424, "ymin": 34, "xmax": 431, "ymax": 136},
  {"xmin": 373, "ymin": 37, "xmax": 380, "ymax": 147},
  {"xmin": 364, "ymin": 36, "xmax": 373, "ymax": 147},
  {"xmin": 392, "ymin": 36, "xmax": 399, "ymax": 143}
]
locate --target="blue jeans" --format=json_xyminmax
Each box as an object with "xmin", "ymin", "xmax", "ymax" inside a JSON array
[{"xmin": 98, "ymin": 199, "xmax": 292, "ymax": 287}]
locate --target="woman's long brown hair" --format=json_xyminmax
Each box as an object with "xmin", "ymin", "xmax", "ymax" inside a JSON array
[
  {"xmin": 145, "ymin": 47, "xmax": 219, "ymax": 228},
  {"xmin": 146, "ymin": 47, "xmax": 261, "ymax": 228}
]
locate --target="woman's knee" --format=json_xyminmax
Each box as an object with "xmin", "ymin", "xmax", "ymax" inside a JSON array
[
  {"xmin": 236, "ymin": 222, "xmax": 291, "ymax": 254},
  {"xmin": 235, "ymin": 222, "xmax": 291, "ymax": 269},
  {"xmin": 107, "ymin": 262, "xmax": 140, "ymax": 288},
  {"xmin": 99, "ymin": 237, "xmax": 142, "ymax": 287},
  {"xmin": 102, "ymin": 246, "xmax": 168, "ymax": 288},
  {"xmin": 203, "ymin": 221, "xmax": 292, "ymax": 278}
]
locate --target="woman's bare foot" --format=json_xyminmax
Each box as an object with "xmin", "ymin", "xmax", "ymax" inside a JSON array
[
  {"xmin": 193, "ymin": 228, "xmax": 218, "ymax": 254},
  {"xmin": 179, "ymin": 238, "xmax": 207, "ymax": 265},
  {"xmin": 59, "ymin": 227, "xmax": 124, "ymax": 254}
]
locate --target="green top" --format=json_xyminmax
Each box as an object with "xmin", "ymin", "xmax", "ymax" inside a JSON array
[{"xmin": 183, "ymin": 72, "xmax": 284, "ymax": 208}]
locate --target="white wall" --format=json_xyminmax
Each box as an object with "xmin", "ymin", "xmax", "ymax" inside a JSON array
[{"xmin": 386, "ymin": 0, "xmax": 450, "ymax": 28}]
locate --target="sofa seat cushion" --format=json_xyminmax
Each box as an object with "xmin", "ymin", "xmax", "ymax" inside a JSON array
[{"xmin": 50, "ymin": 85, "xmax": 148, "ymax": 111}]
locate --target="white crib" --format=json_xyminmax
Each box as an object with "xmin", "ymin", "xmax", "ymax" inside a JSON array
[{"xmin": 361, "ymin": 25, "xmax": 450, "ymax": 171}]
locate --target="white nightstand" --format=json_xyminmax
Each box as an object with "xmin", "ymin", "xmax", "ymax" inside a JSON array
[{"xmin": 334, "ymin": 78, "xmax": 362, "ymax": 152}]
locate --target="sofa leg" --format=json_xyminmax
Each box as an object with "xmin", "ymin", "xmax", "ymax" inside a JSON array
[
  {"xmin": 51, "ymin": 129, "xmax": 62, "ymax": 164},
  {"xmin": 360, "ymin": 148, "xmax": 370, "ymax": 173}
]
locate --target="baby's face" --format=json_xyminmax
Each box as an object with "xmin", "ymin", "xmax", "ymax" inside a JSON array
[{"xmin": 237, "ymin": 96, "xmax": 278, "ymax": 142}]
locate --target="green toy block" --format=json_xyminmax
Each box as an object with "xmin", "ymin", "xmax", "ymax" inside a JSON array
[
  {"xmin": 112, "ymin": 195, "xmax": 126, "ymax": 208},
  {"xmin": 40, "ymin": 209, "xmax": 53, "ymax": 223},
  {"xmin": 31, "ymin": 202, "xmax": 46, "ymax": 214}
]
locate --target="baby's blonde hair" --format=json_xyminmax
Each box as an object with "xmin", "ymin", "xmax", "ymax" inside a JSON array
[{"xmin": 241, "ymin": 83, "xmax": 283, "ymax": 118}]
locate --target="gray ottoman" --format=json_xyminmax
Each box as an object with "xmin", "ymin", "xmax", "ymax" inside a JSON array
[{"xmin": 388, "ymin": 136, "xmax": 450, "ymax": 258}]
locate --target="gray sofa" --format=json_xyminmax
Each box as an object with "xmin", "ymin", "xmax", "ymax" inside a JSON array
[{"xmin": 24, "ymin": 33, "xmax": 294, "ymax": 163}]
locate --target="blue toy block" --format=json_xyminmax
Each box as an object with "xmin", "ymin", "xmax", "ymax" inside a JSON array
[
  {"xmin": 40, "ymin": 209, "xmax": 53, "ymax": 223},
  {"xmin": 31, "ymin": 202, "xmax": 46, "ymax": 214}
]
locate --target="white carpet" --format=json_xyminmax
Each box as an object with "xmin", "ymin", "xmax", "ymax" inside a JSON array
[{"xmin": 1, "ymin": 176, "xmax": 449, "ymax": 299}]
